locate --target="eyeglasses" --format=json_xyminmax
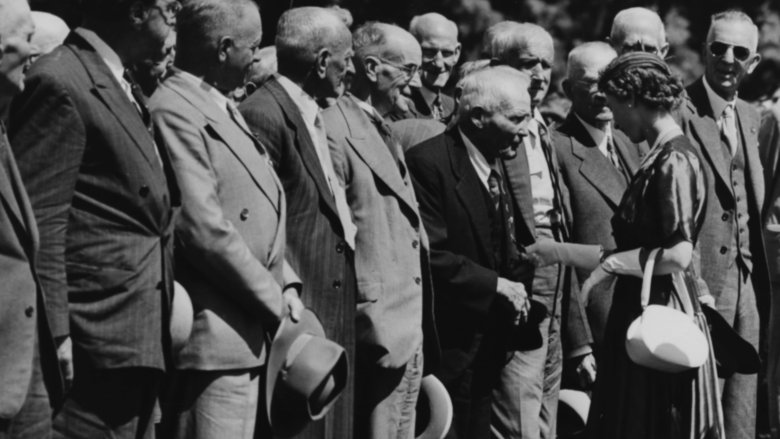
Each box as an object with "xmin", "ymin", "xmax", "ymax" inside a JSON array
[
  {"xmin": 621, "ymin": 41, "xmax": 660, "ymax": 55},
  {"xmin": 151, "ymin": 1, "xmax": 182, "ymax": 26},
  {"xmin": 375, "ymin": 57, "xmax": 419, "ymax": 80},
  {"xmin": 421, "ymin": 46, "xmax": 458, "ymax": 61},
  {"xmin": 709, "ymin": 41, "xmax": 751, "ymax": 62}
]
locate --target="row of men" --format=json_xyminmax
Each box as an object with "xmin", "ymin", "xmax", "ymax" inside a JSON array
[{"xmin": 0, "ymin": 1, "xmax": 777, "ymax": 439}]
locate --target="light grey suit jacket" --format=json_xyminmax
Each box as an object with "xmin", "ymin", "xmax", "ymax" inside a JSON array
[
  {"xmin": 150, "ymin": 69, "xmax": 299, "ymax": 370},
  {"xmin": 323, "ymin": 94, "xmax": 438, "ymax": 371}
]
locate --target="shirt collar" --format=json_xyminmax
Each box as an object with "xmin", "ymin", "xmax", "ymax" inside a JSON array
[
  {"xmin": 276, "ymin": 75, "xmax": 320, "ymax": 126},
  {"xmin": 703, "ymin": 75, "xmax": 737, "ymax": 119},
  {"xmin": 459, "ymin": 128, "xmax": 493, "ymax": 189},
  {"xmin": 76, "ymin": 28, "xmax": 125, "ymax": 86},
  {"xmin": 176, "ymin": 69, "xmax": 231, "ymax": 115},
  {"xmin": 650, "ymin": 123, "xmax": 684, "ymax": 151},
  {"xmin": 574, "ymin": 113, "xmax": 610, "ymax": 146},
  {"xmin": 354, "ymin": 97, "xmax": 384, "ymax": 122}
]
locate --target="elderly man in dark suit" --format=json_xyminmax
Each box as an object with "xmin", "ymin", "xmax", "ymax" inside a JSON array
[
  {"xmin": 678, "ymin": 11, "xmax": 769, "ymax": 439},
  {"xmin": 8, "ymin": 0, "xmax": 179, "ymax": 437},
  {"xmin": 323, "ymin": 21, "xmax": 437, "ymax": 439},
  {"xmin": 552, "ymin": 42, "xmax": 645, "ymax": 366},
  {"xmin": 407, "ymin": 13, "xmax": 460, "ymax": 122},
  {"xmin": 484, "ymin": 21, "xmax": 592, "ymax": 439},
  {"xmin": 150, "ymin": 1, "xmax": 303, "ymax": 437},
  {"xmin": 238, "ymin": 7, "xmax": 356, "ymax": 439},
  {"xmin": 407, "ymin": 66, "xmax": 532, "ymax": 439},
  {"xmin": 0, "ymin": 1, "xmax": 63, "ymax": 437}
]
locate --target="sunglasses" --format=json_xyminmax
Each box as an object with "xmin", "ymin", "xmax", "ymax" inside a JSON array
[{"xmin": 709, "ymin": 41, "xmax": 751, "ymax": 62}]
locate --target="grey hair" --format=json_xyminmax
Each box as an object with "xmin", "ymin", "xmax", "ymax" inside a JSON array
[
  {"xmin": 457, "ymin": 65, "xmax": 530, "ymax": 119},
  {"xmin": 709, "ymin": 9, "xmax": 759, "ymax": 50},
  {"xmin": 609, "ymin": 7, "xmax": 665, "ymax": 47},
  {"xmin": 175, "ymin": 0, "xmax": 256, "ymax": 65},
  {"xmin": 482, "ymin": 21, "xmax": 552, "ymax": 63},
  {"xmin": 409, "ymin": 13, "xmax": 458, "ymax": 40},
  {"xmin": 353, "ymin": 21, "xmax": 405, "ymax": 59},
  {"xmin": 275, "ymin": 7, "xmax": 348, "ymax": 74},
  {"xmin": 565, "ymin": 41, "xmax": 617, "ymax": 78}
]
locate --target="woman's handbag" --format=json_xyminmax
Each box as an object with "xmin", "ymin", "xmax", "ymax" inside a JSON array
[{"xmin": 624, "ymin": 249, "xmax": 709, "ymax": 372}]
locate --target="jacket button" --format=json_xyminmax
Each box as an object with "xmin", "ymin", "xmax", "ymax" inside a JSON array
[
  {"xmin": 333, "ymin": 280, "xmax": 342, "ymax": 289},
  {"xmin": 721, "ymin": 213, "xmax": 729, "ymax": 221},
  {"xmin": 414, "ymin": 277, "xmax": 422, "ymax": 285},
  {"xmin": 139, "ymin": 185, "xmax": 150, "ymax": 197},
  {"xmin": 24, "ymin": 306, "xmax": 34, "ymax": 317},
  {"xmin": 336, "ymin": 242, "xmax": 345, "ymax": 253},
  {"xmin": 720, "ymin": 246, "xmax": 728, "ymax": 255},
  {"xmin": 412, "ymin": 240, "xmax": 419, "ymax": 249},
  {"xmin": 240, "ymin": 209, "xmax": 249, "ymax": 221}
]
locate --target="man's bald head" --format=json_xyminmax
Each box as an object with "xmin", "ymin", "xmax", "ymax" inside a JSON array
[
  {"xmin": 409, "ymin": 13, "xmax": 460, "ymax": 90},
  {"xmin": 563, "ymin": 42, "xmax": 617, "ymax": 127},
  {"xmin": 30, "ymin": 11, "xmax": 68, "ymax": 55},
  {"xmin": 610, "ymin": 7, "xmax": 668, "ymax": 56}
]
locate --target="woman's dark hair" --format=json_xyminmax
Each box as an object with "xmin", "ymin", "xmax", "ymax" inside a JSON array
[{"xmin": 598, "ymin": 52, "xmax": 684, "ymax": 111}]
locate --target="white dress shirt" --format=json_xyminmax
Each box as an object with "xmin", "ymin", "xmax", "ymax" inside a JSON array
[
  {"xmin": 459, "ymin": 128, "xmax": 493, "ymax": 191},
  {"xmin": 524, "ymin": 110, "xmax": 556, "ymax": 227}
]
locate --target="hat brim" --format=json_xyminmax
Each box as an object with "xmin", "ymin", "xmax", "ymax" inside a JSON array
[
  {"xmin": 415, "ymin": 375, "xmax": 453, "ymax": 439},
  {"xmin": 701, "ymin": 304, "xmax": 760, "ymax": 375}
]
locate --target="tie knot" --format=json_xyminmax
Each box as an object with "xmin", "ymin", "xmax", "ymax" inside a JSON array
[{"xmin": 723, "ymin": 103, "xmax": 735, "ymax": 118}]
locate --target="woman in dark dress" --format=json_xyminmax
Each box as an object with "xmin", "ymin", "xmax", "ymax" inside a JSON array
[{"xmin": 527, "ymin": 52, "xmax": 723, "ymax": 438}]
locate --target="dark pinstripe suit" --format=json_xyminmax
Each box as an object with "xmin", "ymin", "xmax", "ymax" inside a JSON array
[
  {"xmin": 8, "ymin": 30, "xmax": 178, "ymax": 437},
  {"xmin": 239, "ymin": 76, "xmax": 356, "ymax": 439}
]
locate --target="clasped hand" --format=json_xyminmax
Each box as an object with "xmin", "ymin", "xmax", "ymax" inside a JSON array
[{"xmin": 497, "ymin": 277, "xmax": 529, "ymax": 325}]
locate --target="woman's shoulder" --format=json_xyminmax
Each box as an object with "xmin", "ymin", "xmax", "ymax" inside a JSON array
[{"xmin": 655, "ymin": 135, "xmax": 702, "ymax": 170}]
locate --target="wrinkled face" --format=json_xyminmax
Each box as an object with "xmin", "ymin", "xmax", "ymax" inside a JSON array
[
  {"xmin": 508, "ymin": 38, "xmax": 554, "ymax": 108},
  {"xmin": 223, "ymin": 6, "xmax": 263, "ymax": 91},
  {"xmin": 137, "ymin": 0, "xmax": 180, "ymax": 63},
  {"xmin": 615, "ymin": 25, "xmax": 666, "ymax": 56},
  {"xmin": 704, "ymin": 19, "xmax": 760, "ymax": 100},
  {"xmin": 0, "ymin": 2, "xmax": 35, "ymax": 96},
  {"xmin": 418, "ymin": 28, "xmax": 460, "ymax": 89},
  {"xmin": 323, "ymin": 36, "xmax": 355, "ymax": 98},
  {"xmin": 567, "ymin": 54, "xmax": 615, "ymax": 127},
  {"xmin": 605, "ymin": 94, "xmax": 643, "ymax": 142},
  {"xmin": 373, "ymin": 40, "xmax": 422, "ymax": 107},
  {"xmin": 481, "ymin": 95, "xmax": 531, "ymax": 157}
]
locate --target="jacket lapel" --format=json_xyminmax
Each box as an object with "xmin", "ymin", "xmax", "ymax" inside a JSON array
[
  {"xmin": 612, "ymin": 129, "xmax": 643, "ymax": 173},
  {"xmin": 502, "ymin": 141, "xmax": 536, "ymax": 243},
  {"xmin": 66, "ymin": 32, "xmax": 163, "ymax": 179},
  {"xmin": 736, "ymin": 100, "xmax": 765, "ymax": 210},
  {"xmin": 561, "ymin": 114, "xmax": 627, "ymax": 208},
  {"xmin": 448, "ymin": 132, "xmax": 493, "ymax": 261},
  {"xmin": 166, "ymin": 72, "xmax": 281, "ymax": 212},
  {"xmin": 267, "ymin": 78, "xmax": 338, "ymax": 216},
  {"xmin": 686, "ymin": 79, "xmax": 732, "ymax": 192}
]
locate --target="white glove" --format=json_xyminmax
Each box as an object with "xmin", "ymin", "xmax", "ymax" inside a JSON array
[
  {"xmin": 525, "ymin": 239, "xmax": 601, "ymax": 270},
  {"xmin": 601, "ymin": 248, "xmax": 644, "ymax": 278},
  {"xmin": 581, "ymin": 265, "xmax": 614, "ymax": 303}
]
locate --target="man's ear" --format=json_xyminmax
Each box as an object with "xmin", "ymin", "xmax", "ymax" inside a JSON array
[
  {"xmin": 217, "ymin": 36, "xmax": 232, "ymax": 64},
  {"xmin": 659, "ymin": 42, "xmax": 670, "ymax": 58},
  {"xmin": 746, "ymin": 53, "xmax": 762, "ymax": 75},
  {"xmin": 453, "ymin": 43, "xmax": 462, "ymax": 63},
  {"xmin": 127, "ymin": 0, "xmax": 149, "ymax": 28},
  {"xmin": 561, "ymin": 78, "xmax": 572, "ymax": 99},
  {"xmin": 363, "ymin": 56, "xmax": 379, "ymax": 83},
  {"xmin": 315, "ymin": 48, "xmax": 330, "ymax": 79},
  {"xmin": 470, "ymin": 107, "xmax": 487, "ymax": 129}
]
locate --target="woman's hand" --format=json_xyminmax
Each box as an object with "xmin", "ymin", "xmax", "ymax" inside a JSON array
[
  {"xmin": 581, "ymin": 265, "xmax": 615, "ymax": 303},
  {"xmin": 524, "ymin": 239, "xmax": 602, "ymax": 270}
]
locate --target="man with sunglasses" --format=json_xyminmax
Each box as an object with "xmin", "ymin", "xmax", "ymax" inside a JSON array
[
  {"xmin": 679, "ymin": 10, "xmax": 767, "ymax": 439},
  {"xmin": 322, "ymin": 22, "xmax": 437, "ymax": 439},
  {"xmin": 8, "ymin": 0, "xmax": 180, "ymax": 437},
  {"xmin": 484, "ymin": 21, "xmax": 591, "ymax": 439},
  {"xmin": 608, "ymin": 7, "xmax": 669, "ymax": 57},
  {"xmin": 408, "ymin": 13, "xmax": 460, "ymax": 122}
]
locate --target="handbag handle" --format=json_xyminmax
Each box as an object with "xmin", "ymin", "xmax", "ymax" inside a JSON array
[{"xmin": 640, "ymin": 248, "xmax": 661, "ymax": 309}]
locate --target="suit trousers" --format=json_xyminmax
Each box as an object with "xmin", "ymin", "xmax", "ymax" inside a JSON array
[
  {"xmin": 0, "ymin": 330, "xmax": 52, "ymax": 439},
  {"xmin": 355, "ymin": 343, "xmax": 423, "ymax": 439},
  {"xmin": 720, "ymin": 262, "xmax": 760, "ymax": 439},
  {"xmin": 491, "ymin": 263, "xmax": 563, "ymax": 439},
  {"xmin": 160, "ymin": 368, "xmax": 261, "ymax": 439},
  {"xmin": 53, "ymin": 361, "xmax": 161, "ymax": 439}
]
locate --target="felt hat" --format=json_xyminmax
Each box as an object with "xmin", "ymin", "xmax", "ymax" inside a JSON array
[
  {"xmin": 266, "ymin": 309, "xmax": 348, "ymax": 438},
  {"xmin": 701, "ymin": 304, "xmax": 760, "ymax": 376},
  {"xmin": 557, "ymin": 389, "xmax": 590, "ymax": 439}
]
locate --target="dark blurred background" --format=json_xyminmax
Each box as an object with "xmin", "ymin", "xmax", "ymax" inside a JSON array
[{"xmin": 31, "ymin": 0, "xmax": 780, "ymax": 103}]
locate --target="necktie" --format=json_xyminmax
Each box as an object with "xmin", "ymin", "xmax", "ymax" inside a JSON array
[
  {"xmin": 722, "ymin": 104, "xmax": 738, "ymax": 156},
  {"xmin": 314, "ymin": 113, "xmax": 356, "ymax": 249},
  {"xmin": 488, "ymin": 165, "xmax": 521, "ymax": 275},
  {"xmin": 537, "ymin": 122, "xmax": 569, "ymax": 241},
  {"xmin": 605, "ymin": 132, "xmax": 624, "ymax": 172},
  {"xmin": 123, "ymin": 70, "xmax": 152, "ymax": 134},
  {"xmin": 431, "ymin": 92, "xmax": 443, "ymax": 121},
  {"xmin": 367, "ymin": 110, "xmax": 406, "ymax": 177}
]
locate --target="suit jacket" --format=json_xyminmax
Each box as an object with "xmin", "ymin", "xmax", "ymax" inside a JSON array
[
  {"xmin": 150, "ymin": 70, "xmax": 297, "ymax": 370},
  {"xmin": 406, "ymin": 128, "xmax": 518, "ymax": 383},
  {"xmin": 501, "ymin": 119, "xmax": 593, "ymax": 356},
  {"xmin": 0, "ymin": 129, "xmax": 62, "ymax": 418},
  {"xmin": 238, "ymin": 76, "xmax": 355, "ymax": 438},
  {"xmin": 9, "ymin": 30, "xmax": 178, "ymax": 370},
  {"xmin": 552, "ymin": 113, "xmax": 644, "ymax": 351},
  {"xmin": 409, "ymin": 86, "xmax": 455, "ymax": 122},
  {"xmin": 323, "ymin": 94, "xmax": 438, "ymax": 371},
  {"xmin": 679, "ymin": 78, "xmax": 770, "ymax": 327}
]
